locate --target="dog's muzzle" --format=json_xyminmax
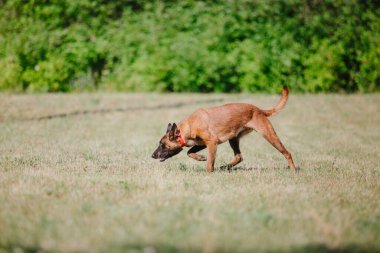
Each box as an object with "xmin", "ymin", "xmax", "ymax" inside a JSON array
[{"xmin": 151, "ymin": 148, "xmax": 183, "ymax": 162}]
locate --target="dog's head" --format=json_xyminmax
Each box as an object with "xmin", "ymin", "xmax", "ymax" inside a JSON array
[{"xmin": 152, "ymin": 123, "xmax": 184, "ymax": 162}]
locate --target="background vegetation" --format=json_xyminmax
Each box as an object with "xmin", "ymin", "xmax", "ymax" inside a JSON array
[{"xmin": 0, "ymin": 0, "xmax": 379, "ymax": 93}]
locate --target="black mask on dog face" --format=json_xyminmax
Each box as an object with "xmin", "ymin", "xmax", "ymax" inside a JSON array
[{"xmin": 152, "ymin": 123, "xmax": 183, "ymax": 161}]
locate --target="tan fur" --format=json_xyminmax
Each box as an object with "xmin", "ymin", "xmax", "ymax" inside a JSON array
[
  {"xmin": 153, "ymin": 86, "xmax": 296, "ymax": 172},
  {"xmin": 262, "ymin": 86, "xmax": 289, "ymax": 116}
]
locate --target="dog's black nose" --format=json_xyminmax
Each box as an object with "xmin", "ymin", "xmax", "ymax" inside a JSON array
[{"xmin": 152, "ymin": 154, "xmax": 157, "ymax": 159}]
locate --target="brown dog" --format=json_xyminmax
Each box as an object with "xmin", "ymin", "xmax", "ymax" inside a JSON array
[{"xmin": 152, "ymin": 86, "xmax": 296, "ymax": 172}]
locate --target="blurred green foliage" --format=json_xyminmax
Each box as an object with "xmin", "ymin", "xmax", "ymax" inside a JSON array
[{"xmin": 0, "ymin": 0, "xmax": 379, "ymax": 92}]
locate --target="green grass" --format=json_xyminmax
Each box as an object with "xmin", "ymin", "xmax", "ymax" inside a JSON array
[{"xmin": 0, "ymin": 93, "xmax": 380, "ymax": 253}]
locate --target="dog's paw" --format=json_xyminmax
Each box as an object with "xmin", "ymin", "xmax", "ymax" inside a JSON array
[
  {"xmin": 188, "ymin": 153, "xmax": 207, "ymax": 161},
  {"xmin": 197, "ymin": 155, "xmax": 207, "ymax": 161}
]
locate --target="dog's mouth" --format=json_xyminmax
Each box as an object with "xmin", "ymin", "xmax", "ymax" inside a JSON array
[{"xmin": 154, "ymin": 148, "xmax": 183, "ymax": 162}]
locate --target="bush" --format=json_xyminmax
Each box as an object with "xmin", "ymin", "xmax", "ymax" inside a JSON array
[
  {"xmin": 0, "ymin": 0, "xmax": 379, "ymax": 93},
  {"xmin": 0, "ymin": 55, "xmax": 22, "ymax": 91}
]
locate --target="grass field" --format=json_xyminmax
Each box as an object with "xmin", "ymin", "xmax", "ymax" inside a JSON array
[{"xmin": 0, "ymin": 93, "xmax": 380, "ymax": 253}]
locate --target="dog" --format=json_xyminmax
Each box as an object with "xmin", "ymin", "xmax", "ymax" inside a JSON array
[{"xmin": 152, "ymin": 86, "xmax": 296, "ymax": 172}]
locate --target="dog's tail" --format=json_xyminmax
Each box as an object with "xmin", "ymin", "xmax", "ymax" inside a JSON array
[{"xmin": 262, "ymin": 86, "xmax": 289, "ymax": 117}]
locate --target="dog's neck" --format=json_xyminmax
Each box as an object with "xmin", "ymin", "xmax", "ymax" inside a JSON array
[
  {"xmin": 177, "ymin": 130, "xmax": 186, "ymax": 147},
  {"xmin": 178, "ymin": 121, "xmax": 191, "ymax": 147}
]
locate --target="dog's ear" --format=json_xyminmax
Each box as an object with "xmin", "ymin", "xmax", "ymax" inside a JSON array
[
  {"xmin": 166, "ymin": 123, "xmax": 172, "ymax": 133},
  {"xmin": 169, "ymin": 123, "xmax": 178, "ymax": 141}
]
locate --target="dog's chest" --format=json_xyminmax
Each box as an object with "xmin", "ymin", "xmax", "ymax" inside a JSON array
[{"xmin": 187, "ymin": 138, "xmax": 205, "ymax": 146}]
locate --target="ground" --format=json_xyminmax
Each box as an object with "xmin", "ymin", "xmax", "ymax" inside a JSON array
[{"xmin": 0, "ymin": 93, "xmax": 379, "ymax": 253}]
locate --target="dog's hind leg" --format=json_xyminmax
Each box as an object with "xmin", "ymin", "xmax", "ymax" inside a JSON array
[
  {"xmin": 187, "ymin": 145, "xmax": 207, "ymax": 161},
  {"xmin": 251, "ymin": 116, "xmax": 296, "ymax": 172},
  {"xmin": 228, "ymin": 137, "xmax": 243, "ymax": 168}
]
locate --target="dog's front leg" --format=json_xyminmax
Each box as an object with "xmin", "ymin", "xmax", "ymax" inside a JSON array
[
  {"xmin": 206, "ymin": 142, "xmax": 217, "ymax": 172},
  {"xmin": 187, "ymin": 145, "xmax": 207, "ymax": 161}
]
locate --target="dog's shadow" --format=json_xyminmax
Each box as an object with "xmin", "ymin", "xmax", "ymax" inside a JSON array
[
  {"xmin": 218, "ymin": 164, "xmax": 298, "ymax": 172},
  {"xmin": 219, "ymin": 164, "xmax": 254, "ymax": 172}
]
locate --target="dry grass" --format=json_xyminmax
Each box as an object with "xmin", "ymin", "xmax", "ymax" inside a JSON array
[{"xmin": 0, "ymin": 93, "xmax": 379, "ymax": 253}]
